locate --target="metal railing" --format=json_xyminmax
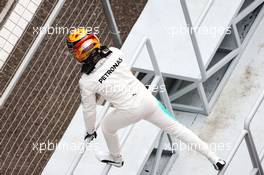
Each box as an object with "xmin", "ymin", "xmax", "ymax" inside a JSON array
[
  {"xmin": 180, "ymin": 0, "xmax": 207, "ymax": 81},
  {"xmin": 66, "ymin": 37, "xmax": 176, "ymax": 175},
  {"xmin": 100, "ymin": 0, "xmax": 122, "ymax": 48},
  {"xmin": 0, "ymin": 0, "xmax": 65, "ymax": 108},
  {"xmin": 0, "ymin": 0, "xmax": 121, "ymax": 108},
  {"xmin": 218, "ymin": 90, "xmax": 264, "ymax": 175},
  {"xmin": 195, "ymin": 0, "xmax": 215, "ymax": 28},
  {"xmin": 0, "ymin": 0, "xmax": 15, "ymax": 26}
]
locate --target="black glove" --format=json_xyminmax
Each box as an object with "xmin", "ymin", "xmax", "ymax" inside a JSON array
[{"xmin": 84, "ymin": 131, "xmax": 97, "ymax": 144}]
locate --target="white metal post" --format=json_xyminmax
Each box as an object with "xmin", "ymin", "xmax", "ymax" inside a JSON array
[
  {"xmin": 100, "ymin": 0, "xmax": 122, "ymax": 48},
  {"xmin": 218, "ymin": 90, "xmax": 264, "ymax": 175},
  {"xmin": 180, "ymin": 0, "xmax": 207, "ymax": 81}
]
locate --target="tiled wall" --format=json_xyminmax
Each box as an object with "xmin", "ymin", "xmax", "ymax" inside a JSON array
[{"xmin": 0, "ymin": 0, "xmax": 42, "ymax": 69}]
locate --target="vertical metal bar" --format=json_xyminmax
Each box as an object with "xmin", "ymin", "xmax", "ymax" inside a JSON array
[
  {"xmin": 145, "ymin": 38, "xmax": 166, "ymax": 175},
  {"xmin": 195, "ymin": 0, "xmax": 215, "ymax": 28},
  {"xmin": 146, "ymin": 38, "xmax": 175, "ymax": 115},
  {"xmin": 66, "ymin": 146, "xmax": 87, "ymax": 175},
  {"xmin": 145, "ymin": 39, "xmax": 161, "ymax": 76},
  {"xmin": 166, "ymin": 133, "xmax": 174, "ymax": 153},
  {"xmin": 218, "ymin": 90, "xmax": 264, "ymax": 174},
  {"xmin": 148, "ymin": 38, "xmax": 180, "ymax": 174},
  {"xmin": 161, "ymin": 153, "xmax": 179, "ymax": 175},
  {"xmin": 197, "ymin": 82, "xmax": 209, "ymax": 115},
  {"xmin": 100, "ymin": 0, "xmax": 122, "ymax": 48},
  {"xmin": 232, "ymin": 24, "xmax": 242, "ymax": 47},
  {"xmin": 159, "ymin": 81, "xmax": 175, "ymax": 117},
  {"xmin": 129, "ymin": 38, "xmax": 147, "ymax": 66},
  {"xmin": 243, "ymin": 90, "xmax": 264, "ymax": 175},
  {"xmin": 151, "ymin": 132, "xmax": 165, "ymax": 175},
  {"xmin": 145, "ymin": 38, "xmax": 178, "ymax": 174},
  {"xmin": 180, "ymin": 0, "xmax": 207, "ymax": 81},
  {"xmin": 101, "ymin": 164, "xmax": 111, "ymax": 175},
  {"xmin": 244, "ymin": 90, "xmax": 264, "ymax": 130},
  {"xmin": 141, "ymin": 73, "xmax": 154, "ymax": 85},
  {"xmin": 217, "ymin": 130, "xmax": 248, "ymax": 175},
  {"xmin": 245, "ymin": 130, "xmax": 264, "ymax": 175}
]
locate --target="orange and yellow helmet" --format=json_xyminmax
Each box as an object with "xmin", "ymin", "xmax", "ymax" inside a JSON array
[{"xmin": 66, "ymin": 27, "xmax": 100, "ymax": 62}]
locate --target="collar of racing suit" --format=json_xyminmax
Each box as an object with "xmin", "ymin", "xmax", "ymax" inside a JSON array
[{"xmin": 81, "ymin": 46, "xmax": 112, "ymax": 75}]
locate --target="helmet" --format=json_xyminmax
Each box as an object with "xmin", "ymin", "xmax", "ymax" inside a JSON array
[{"xmin": 66, "ymin": 27, "xmax": 101, "ymax": 62}]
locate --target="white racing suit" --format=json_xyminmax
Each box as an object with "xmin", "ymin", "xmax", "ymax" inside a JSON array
[{"xmin": 79, "ymin": 47, "xmax": 219, "ymax": 164}]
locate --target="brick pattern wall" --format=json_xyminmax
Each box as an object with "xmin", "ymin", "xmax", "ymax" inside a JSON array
[
  {"xmin": 0, "ymin": 0, "xmax": 43, "ymax": 69},
  {"xmin": 0, "ymin": 0, "xmax": 56, "ymax": 96},
  {"xmin": 0, "ymin": 0, "xmax": 9, "ymax": 14}
]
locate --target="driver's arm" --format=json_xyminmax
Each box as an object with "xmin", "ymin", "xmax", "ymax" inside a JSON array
[{"xmin": 79, "ymin": 81, "xmax": 96, "ymax": 134}]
